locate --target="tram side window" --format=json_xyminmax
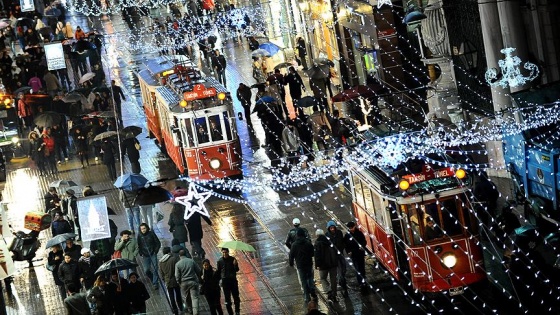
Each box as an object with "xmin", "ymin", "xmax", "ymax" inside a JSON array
[
  {"xmin": 440, "ymin": 199, "xmax": 463, "ymax": 236},
  {"xmin": 208, "ymin": 115, "xmax": 223, "ymax": 141},
  {"xmin": 352, "ymin": 175, "xmax": 365, "ymax": 209},
  {"xmin": 194, "ymin": 117, "xmax": 209, "ymax": 144},
  {"xmin": 223, "ymin": 111, "xmax": 232, "ymax": 140},
  {"xmin": 405, "ymin": 205, "xmax": 422, "ymax": 246},
  {"xmin": 182, "ymin": 118, "xmax": 194, "ymax": 147}
]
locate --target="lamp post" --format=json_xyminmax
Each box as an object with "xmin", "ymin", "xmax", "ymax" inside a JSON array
[{"xmin": 456, "ymin": 41, "xmax": 478, "ymax": 72}]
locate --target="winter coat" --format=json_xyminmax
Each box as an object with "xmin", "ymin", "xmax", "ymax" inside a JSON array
[
  {"xmin": 169, "ymin": 206, "xmax": 188, "ymax": 243},
  {"xmin": 285, "ymin": 72, "xmax": 305, "ymax": 100},
  {"xmin": 158, "ymin": 253, "xmax": 180, "ymax": 288},
  {"xmin": 44, "ymin": 72, "xmax": 61, "ymax": 91},
  {"xmin": 281, "ymin": 126, "xmax": 300, "ymax": 154},
  {"xmin": 285, "ymin": 227, "xmax": 310, "ymax": 249},
  {"xmin": 114, "ymin": 238, "xmax": 139, "ymax": 260},
  {"xmin": 121, "ymin": 137, "xmax": 140, "ymax": 163},
  {"xmin": 289, "ymin": 237, "xmax": 314, "ymax": 270},
  {"xmin": 344, "ymin": 229, "xmax": 367, "ymax": 258},
  {"xmin": 216, "ymin": 256, "xmax": 239, "ymax": 280},
  {"xmin": 107, "ymin": 279, "xmax": 129, "ymax": 313},
  {"xmin": 185, "ymin": 212, "xmax": 212, "ymax": 243},
  {"xmin": 200, "ymin": 267, "xmax": 221, "ymax": 295},
  {"xmin": 42, "ymin": 135, "xmax": 56, "ymax": 157},
  {"xmin": 48, "ymin": 250, "xmax": 65, "ymax": 286},
  {"xmin": 74, "ymin": 131, "xmax": 88, "ymax": 153},
  {"xmin": 137, "ymin": 229, "xmax": 161, "ymax": 257},
  {"xmin": 87, "ymin": 285, "xmax": 113, "ymax": 315},
  {"xmin": 325, "ymin": 226, "xmax": 345, "ymax": 253},
  {"xmin": 65, "ymin": 244, "xmax": 83, "ymax": 262},
  {"xmin": 314, "ymin": 235, "xmax": 338, "ymax": 270},
  {"xmin": 100, "ymin": 140, "xmax": 116, "ymax": 165},
  {"xmin": 236, "ymin": 84, "xmax": 252, "ymax": 106},
  {"xmin": 175, "ymin": 256, "xmax": 201, "ymax": 284},
  {"xmin": 51, "ymin": 219, "xmax": 73, "ymax": 236},
  {"xmin": 127, "ymin": 280, "xmax": 150, "ymax": 312},
  {"xmin": 78, "ymin": 256, "xmax": 101, "ymax": 289},
  {"xmin": 308, "ymin": 111, "xmax": 331, "ymax": 142},
  {"xmin": 58, "ymin": 260, "xmax": 80, "ymax": 288},
  {"xmin": 63, "ymin": 23, "xmax": 74, "ymax": 39}
]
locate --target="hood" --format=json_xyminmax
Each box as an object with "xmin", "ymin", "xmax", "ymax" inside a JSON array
[
  {"xmin": 171, "ymin": 245, "xmax": 183, "ymax": 254},
  {"xmin": 326, "ymin": 220, "xmax": 337, "ymax": 229},
  {"xmin": 316, "ymin": 234, "xmax": 329, "ymax": 243},
  {"xmin": 159, "ymin": 253, "xmax": 171, "ymax": 263}
]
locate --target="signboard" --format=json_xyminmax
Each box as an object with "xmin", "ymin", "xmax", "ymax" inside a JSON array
[
  {"xmin": 44, "ymin": 43, "xmax": 67, "ymax": 71},
  {"xmin": 20, "ymin": 0, "xmax": 35, "ymax": 12},
  {"xmin": 402, "ymin": 167, "xmax": 456, "ymax": 185},
  {"xmin": 77, "ymin": 195, "xmax": 111, "ymax": 242},
  {"xmin": 183, "ymin": 84, "xmax": 217, "ymax": 101}
]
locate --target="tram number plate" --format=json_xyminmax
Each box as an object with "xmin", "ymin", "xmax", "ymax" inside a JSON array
[{"xmin": 449, "ymin": 287, "xmax": 464, "ymax": 296}]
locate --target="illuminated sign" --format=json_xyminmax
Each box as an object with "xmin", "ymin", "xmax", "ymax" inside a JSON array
[
  {"xmin": 20, "ymin": 0, "xmax": 34, "ymax": 12},
  {"xmin": 77, "ymin": 195, "xmax": 112, "ymax": 242},
  {"xmin": 402, "ymin": 167, "xmax": 456, "ymax": 185},
  {"xmin": 183, "ymin": 84, "xmax": 217, "ymax": 101},
  {"xmin": 44, "ymin": 43, "xmax": 66, "ymax": 71}
]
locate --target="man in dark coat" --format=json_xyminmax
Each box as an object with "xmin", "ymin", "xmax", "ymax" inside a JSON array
[
  {"xmin": 100, "ymin": 139, "xmax": 117, "ymax": 181},
  {"xmin": 121, "ymin": 135, "xmax": 141, "ymax": 174},
  {"xmin": 285, "ymin": 66, "xmax": 306, "ymax": 118},
  {"xmin": 344, "ymin": 221, "xmax": 368, "ymax": 291},
  {"xmin": 296, "ymin": 37, "xmax": 308, "ymax": 70},
  {"xmin": 326, "ymin": 220, "xmax": 348, "ymax": 297},
  {"xmin": 267, "ymin": 69, "xmax": 288, "ymax": 117},
  {"xmin": 285, "ymin": 217, "xmax": 310, "ymax": 249},
  {"xmin": 137, "ymin": 223, "xmax": 161, "ymax": 289},
  {"xmin": 51, "ymin": 212, "xmax": 73, "ymax": 236},
  {"xmin": 111, "ymin": 80, "xmax": 126, "ymax": 126},
  {"xmin": 44, "ymin": 187, "xmax": 60, "ymax": 212},
  {"xmin": 216, "ymin": 248, "xmax": 240, "ymax": 315},
  {"xmin": 236, "ymin": 83, "xmax": 252, "ymax": 125},
  {"xmin": 212, "ymin": 49, "xmax": 227, "ymax": 87},
  {"xmin": 289, "ymin": 229, "xmax": 317, "ymax": 304},
  {"xmin": 78, "ymin": 248, "xmax": 100, "ymax": 290},
  {"xmin": 314, "ymin": 229, "xmax": 338, "ymax": 302},
  {"xmin": 64, "ymin": 283, "xmax": 92, "ymax": 315},
  {"xmin": 51, "ymin": 124, "xmax": 68, "ymax": 163},
  {"xmin": 185, "ymin": 212, "xmax": 212, "ymax": 260},
  {"xmin": 58, "ymin": 253, "xmax": 80, "ymax": 292},
  {"xmin": 158, "ymin": 247, "xmax": 183, "ymax": 315},
  {"xmin": 64, "ymin": 239, "xmax": 83, "ymax": 262}
]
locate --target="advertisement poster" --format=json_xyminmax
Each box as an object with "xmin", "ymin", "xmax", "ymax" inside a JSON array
[
  {"xmin": 0, "ymin": 239, "xmax": 15, "ymax": 280},
  {"xmin": 44, "ymin": 43, "xmax": 67, "ymax": 71},
  {"xmin": 77, "ymin": 196, "xmax": 111, "ymax": 242},
  {"xmin": 20, "ymin": 0, "xmax": 35, "ymax": 12}
]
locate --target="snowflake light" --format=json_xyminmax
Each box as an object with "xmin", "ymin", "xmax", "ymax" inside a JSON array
[
  {"xmin": 175, "ymin": 184, "xmax": 212, "ymax": 220},
  {"xmin": 485, "ymin": 47, "xmax": 539, "ymax": 89},
  {"xmin": 377, "ymin": 0, "xmax": 393, "ymax": 8}
]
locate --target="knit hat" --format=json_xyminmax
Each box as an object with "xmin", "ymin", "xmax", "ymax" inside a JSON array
[
  {"xmin": 292, "ymin": 218, "xmax": 300, "ymax": 226},
  {"xmin": 316, "ymin": 229, "xmax": 324, "ymax": 236},
  {"xmin": 80, "ymin": 248, "xmax": 90, "ymax": 255},
  {"xmin": 326, "ymin": 220, "xmax": 337, "ymax": 229}
]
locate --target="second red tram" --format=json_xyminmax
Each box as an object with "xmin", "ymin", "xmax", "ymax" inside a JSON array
[{"xmin": 348, "ymin": 156, "xmax": 486, "ymax": 296}]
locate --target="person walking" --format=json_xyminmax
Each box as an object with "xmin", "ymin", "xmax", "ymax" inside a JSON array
[
  {"xmin": 159, "ymin": 247, "xmax": 183, "ymax": 315},
  {"xmin": 296, "ymin": 37, "xmax": 308, "ymax": 70},
  {"xmin": 62, "ymin": 189, "xmax": 79, "ymax": 238},
  {"xmin": 121, "ymin": 134, "xmax": 141, "ymax": 174},
  {"xmin": 201, "ymin": 259, "xmax": 224, "ymax": 315},
  {"xmin": 285, "ymin": 218, "xmax": 310, "ymax": 249},
  {"xmin": 281, "ymin": 121, "xmax": 301, "ymax": 166},
  {"xmin": 326, "ymin": 220, "xmax": 348, "ymax": 297},
  {"xmin": 120, "ymin": 189, "xmax": 141, "ymax": 234},
  {"xmin": 307, "ymin": 105, "xmax": 332, "ymax": 158},
  {"xmin": 289, "ymin": 229, "xmax": 318, "ymax": 304},
  {"xmin": 44, "ymin": 187, "xmax": 61, "ymax": 213},
  {"xmin": 51, "ymin": 212, "xmax": 72, "ymax": 236},
  {"xmin": 212, "ymin": 49, "xmax": 227, "ymax": 87},
  {"xmin": 114, "ymin": 230, "xmax": 139, "ymax": 278},
  {"xmin": 168, "ymin": 203, "xmax": 188, "ymax": 248},
  {"xmin": 58, "ymin": 253, "xmax": 80, "ymax": 294},
  {"xmin": 65, "ymin": 239, "xmax": 83, "ymax": 262},
  {"xmin": 100, "ymin": 139, "xmax": 117, "ymax": 181},
  {"xmin": 78, "ymin": 248, "xmax": 100, "ymax": 290},
  {"xmin": 73, "ymin": 128, "xmax": 89, "ymax": 168},
  {"xmin": 175, "ymin": 250, "xmax": 202, "ymax": 315},
  {"xmin": 48, "ymin": 245, "xmax": 67, "ymax": 299},
  {"xmin": 51, "ymin": 124, "xmax": 68, "ymax": 164},
  {"xmin": 314, "ymin": 229, "xmax": 339, "ymax": 302},
  {"xmin": 344, "ymin": 221, "xmax": 368, "ymax": 292},
  {"xmin": 87, "ymin": 276, "xmax": 113, "ymax": 315},
  {"xmin": 127, "ymin": 272, "xmax": 150, "ymax": 314},
  {"xmin": 236, "ymin": 83, "xmax": 252, "ymax": 125},
  {"xmin": 267, "ymin": 69, "xmax": 288, "ymax": 118},
  {"xmin": 29, "ymin": 131, "xmax": 46, "ymax": 175},
  {"xmin": 107, "ymin": 271, "xmax": 130, "ymax": 314},
  {"xmin": 137, "ymin": 223, "xmax": 161, "ymax": 290},
  {"xmin": 44, "ymin": 70, "xmax": 61, "ymax": 97},
  {"xmin": 64, "ymin": 283, "xmax": 92, "ymax": 315},
  {"xmin": 41, "ymin": 128, "xmax": 58, "ymax": 174},
  {"xmin": 185, "ymin": 211, "xmax": 212, "ymax": 260},
  {"xmin": 111, "ymin": 80, "xmax": 126, "ymax": 124},
  {"xmin": 285, "ymin": 66, "xmax": 306, "ymax": 118},
  {"xmin": 216, "ymin": 248, "xmax": 240, "ymax": 315}
]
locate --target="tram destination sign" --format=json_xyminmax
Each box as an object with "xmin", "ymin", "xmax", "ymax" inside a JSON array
[
  {"xmin": 183, "ymin": 84, "xmax": 217, "ymax": 101},
  {"xmin": 403, "ymin": 166, "xmax": 456, "ymax": 185}
]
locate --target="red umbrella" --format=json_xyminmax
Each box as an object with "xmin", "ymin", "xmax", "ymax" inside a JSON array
[{"xmin": 331, "ymin": 84, "xmax": 387, "ymax": 102}]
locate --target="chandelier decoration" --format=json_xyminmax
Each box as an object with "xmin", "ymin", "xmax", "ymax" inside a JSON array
[{"xmin": 485, "ymin": 47, "xmax": 539, "ymax": 89}]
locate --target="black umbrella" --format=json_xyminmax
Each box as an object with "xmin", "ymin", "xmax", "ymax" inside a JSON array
[
  {"xmin": 45, "ymin": 233, "xmax": 77, "ymax": 248},
  {"xmin": 296, "ymin": 96, "xmax": 318, "ymax": 108},
  {"xmin": 121, "ymin": 125, "xmax": 142, "ymax": 137},
  {"xmin": 274, "ymin": 62, "xmax": 293, "ymax": 70},
  {"xmin": 34, "ymin": 111, "xmax": 62, "ymax": 128},
  {"xmin": 95, "ymin": 258, "xmax": 138, "ymax": 275},
  {"xmin": 134, "ymin": 186, "xmax": 172, "ymax": 206},
  {"xmin": 92, "ymin": 86, "xmax": 111, "ymax": 94},
  {"xmin": 307, "ymin": 64, "xmax": 330, "ymax": 79},
  {"xmin": 14, "ymin": 86, "xmax": 32, "ymax": 96},
  {"xmin": 93, "ymin": 131, "xmax": 118, "ymax": 142},
  {"xmin": 73, "ymin": 40, "xmax": 96, "ymax": 52},
  {"xmin": 62, "ymin": 92, "xmax": 87, "ymax": 104},
  {"xmin": 16, "ymin": 17, "xmax": 33, "ymax": 28},
  {"xmin": 71, "ymin": 87, "xmax": 92, "ymax": 96}
]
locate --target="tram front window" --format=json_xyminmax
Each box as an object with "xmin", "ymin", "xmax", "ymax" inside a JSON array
[
  {"xmin": 195, "ymin": 117, "xmax": 209, "ymax": 144},
  {"xmin": 440, "ymin": 198, "xmax": 463, "ymax": 236},
  {"xmin": 209, "ymin": 115, "xmax": 223, "ymax": 141}
]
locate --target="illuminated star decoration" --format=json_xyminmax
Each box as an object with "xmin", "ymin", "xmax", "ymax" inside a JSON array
[
  {"xmin": 175, "ymin": 184, "xmax": 212, "ymax": 220},
  {"xmin": 485, "ymin": 47, "xmax": 539, "ymax": 89},
  {"xmin": 378, "ymin": 0, "xmax": 393, "ymax": 8}
]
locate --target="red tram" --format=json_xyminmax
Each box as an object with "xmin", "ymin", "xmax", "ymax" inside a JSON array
[
  {"xmin": 348, "ymin": 156, "xmax": 486, "ymax": 296},
  {"xmin": 137, "ymin": 56, "xmax": 242, "ymax": 179}
]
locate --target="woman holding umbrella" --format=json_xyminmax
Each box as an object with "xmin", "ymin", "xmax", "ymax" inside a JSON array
[
  {"xmin": 121, "ymin": 133, "xmax": 141, "ymax": 174},
  {"xmin": 73, "ymin": 127, "xmax": 89, "ymax": 168},
  {"xmin": 100, "ymin": 138, "xmax": 117, "ymax": 181},
  {"xmin": 87, "ymin": 276, "xmax": 114, "ymax": 314},
  {"xmin": 29, "ymin": 130, "xmax": 46, "ymax": 175}
]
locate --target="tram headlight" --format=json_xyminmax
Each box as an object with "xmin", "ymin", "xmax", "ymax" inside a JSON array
[
  {"xmin": 455, "ymin": 168, "xmax": 466, "ymax": 179},
  {"xmin": 217, "ymin": 92, "xmax": 226, "ymax": 101},
  {"xmin": 398, "ymin": 179, "xmax": 410, "ymax": 190},
  {"xmin": 442, "ymin": 253, "xmax": 457, "ymax": 268},
  {"xmin": 209, "ymin": 158, "xmax": 222, "ymax": 170}
]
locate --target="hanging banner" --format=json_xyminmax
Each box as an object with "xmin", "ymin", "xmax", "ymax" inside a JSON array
[
  {"xmin": 77, "ymin": 195, "xmax": 111, "ymax": 242},
  {"xmin": 20, "ymin": 0, "xmax": 35, "ymax": 12},
  {"xmin": 44, "ymin": 43, "xmax": 67, "ymax": 71},
  {"xmin": 0, "ymin": 239, "xmax": 15, "ymax": 280}
]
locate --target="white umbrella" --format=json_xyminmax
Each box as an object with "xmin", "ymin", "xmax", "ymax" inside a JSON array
[{"xmin": 79, "ymin": 72, "xmax": 96, "ymax": 84}]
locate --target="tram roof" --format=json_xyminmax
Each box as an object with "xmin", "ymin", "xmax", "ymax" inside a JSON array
[
  {"xmin": 155, "ymin": 77, "xmax": 230, "ymax": 113},
  {"xmin": 144, "ymin": 55, "xmax": 195, "ymax": 76},
  {"xmin": 137, "ymin": 69, "xmax": 159, "ymax": 86}
]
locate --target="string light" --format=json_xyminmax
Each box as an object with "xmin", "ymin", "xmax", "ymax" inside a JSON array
[{"xmin": 485, "ymin": 47, "xmax": 540, "ymax": 89}]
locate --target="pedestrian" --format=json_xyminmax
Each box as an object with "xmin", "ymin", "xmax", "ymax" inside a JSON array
[
  {"xmin": 236, "ymin": 83, "xmax": 252, "ymax": 125},
  {"xmin": 201, "ymin": 259, "xmax": 224, "ymax": 315},
  {"xmin": 41, "ymin": 128, "xmax": 59, "ymax": 174},
  {"xmin": 216, "ymin": 248, "xmax": 240, "ymax": 315},
  {"xmin": 48, "ymin": 245, "xmax": 67, "ymax": 299},
  {"xmin": 306, "ymin": 300, "xmax": 327, "ymax": 315},
  {"xmin": 281, "ymin": 121, "xmax": 301, "ymax": 166},
  {"xmin": 307, "ymin": 105, "xmax": 332, "ymax": 157},
  {"xmin": 111, "ymin": 80, "xmax": 126, "ymax": 124},
  {"xmin": 267, "ymin": 69, "xmax": 288, "ymax": 118},
  {"xmin": 73, "ymin": 128, "xmax": 89, "ymax": 168},
  {"xmin": 175, "ymin": 250, "xmax": 202, "ymax": 315},
  {"xmin": 314, "ymin": 229, "xmax": 338, "ymax": 302},
  {"xmin": 344, "ymin": 221, "xmax": 367, "ymax": 292},
  {"xmin": 65, "ymin": 239, "xmax": 83, "ymax": 262},
  {"xmin": 185, "ymin": 211, "xmax": 212, "ymax": 260},
  {"xmin": 29, "ymin": 130, "xmax": 46, "ymax": 175},
  {"xmin": 100, "ymin": 139, "xmax": 117, "ymax": 180},
  {"xmin": 114, "ymin": 230, "xmax": 139, "ymax": 278},
  {"xmin": 78, "ymin": 248, "xmax": 100, "ymax": 290},
  {"xmin": 44, "ymin": 186, "xmax": 61, "ymax": 213},
  {"xmin": 285, "ymin": 66, "xmax": 306, "ymax": 118},
  {"xmin": 51, "ymin": 124, "xmax": 68, "ymax": 164},
  {"xmin": 87, "ymin": 276, "xmax": 113, "ymax": 315},
  {"xmin": 51, "ymin": 212, "xmax": 73, "ymax": 237},
  {"xmin": 158, "ymin": 247, "xmax": 183, "ymax": 315},
  {"xmin": 289, "ymin": 229, "xmax": 318, "ymax": 304},
  {"xmin": 120, "ymin": 189, "xmax": 141, "ymax": 234},
  {"xmin": 62, "ymin": 189, "xmax": 79, "ymax": 238},
  {"xmin": 64, "ymin": 283, "xmax": 92, "ymax": 315},
  {"xmin": 296, "ymin": 37, "xmax": 308, "ymax": 70},
  {"xmin": 121, "ymin": 134, "xmax": 141, "ymax": 174},
  {"xmin": 44, "ymin": 70, "xmax": 61, "ymax": 97},
  {"xmin": 168, "ymin": 203, "xmax": 188, "ymax": 247},
  {"xmin": 58, "ymin": 253, "xmax": 80, "ymax": 294},
  {"xmin": 325, "ymin": 220, "xmax": 348, "ymax": 297},
  {"xmin": 108, "ymin": 271, "xmax": 130, "ymax": 315},
  {"xmin": 137, "ymin": 223, "xmax": 161, "ymax": 290},
  {"xmin": 127, "ymin": 272, "xmax": 150, "ymax": 314},
  {"xmin": 285, "ymin": 218, "xmax": 310, "ymax": 249},
  {"xmin": 212, "ymin": 49, "xmax": 227, "ymax": 87},
  {"xmin": 252, "ymin": 57, "xmax": 266, "ymax": 84}
]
